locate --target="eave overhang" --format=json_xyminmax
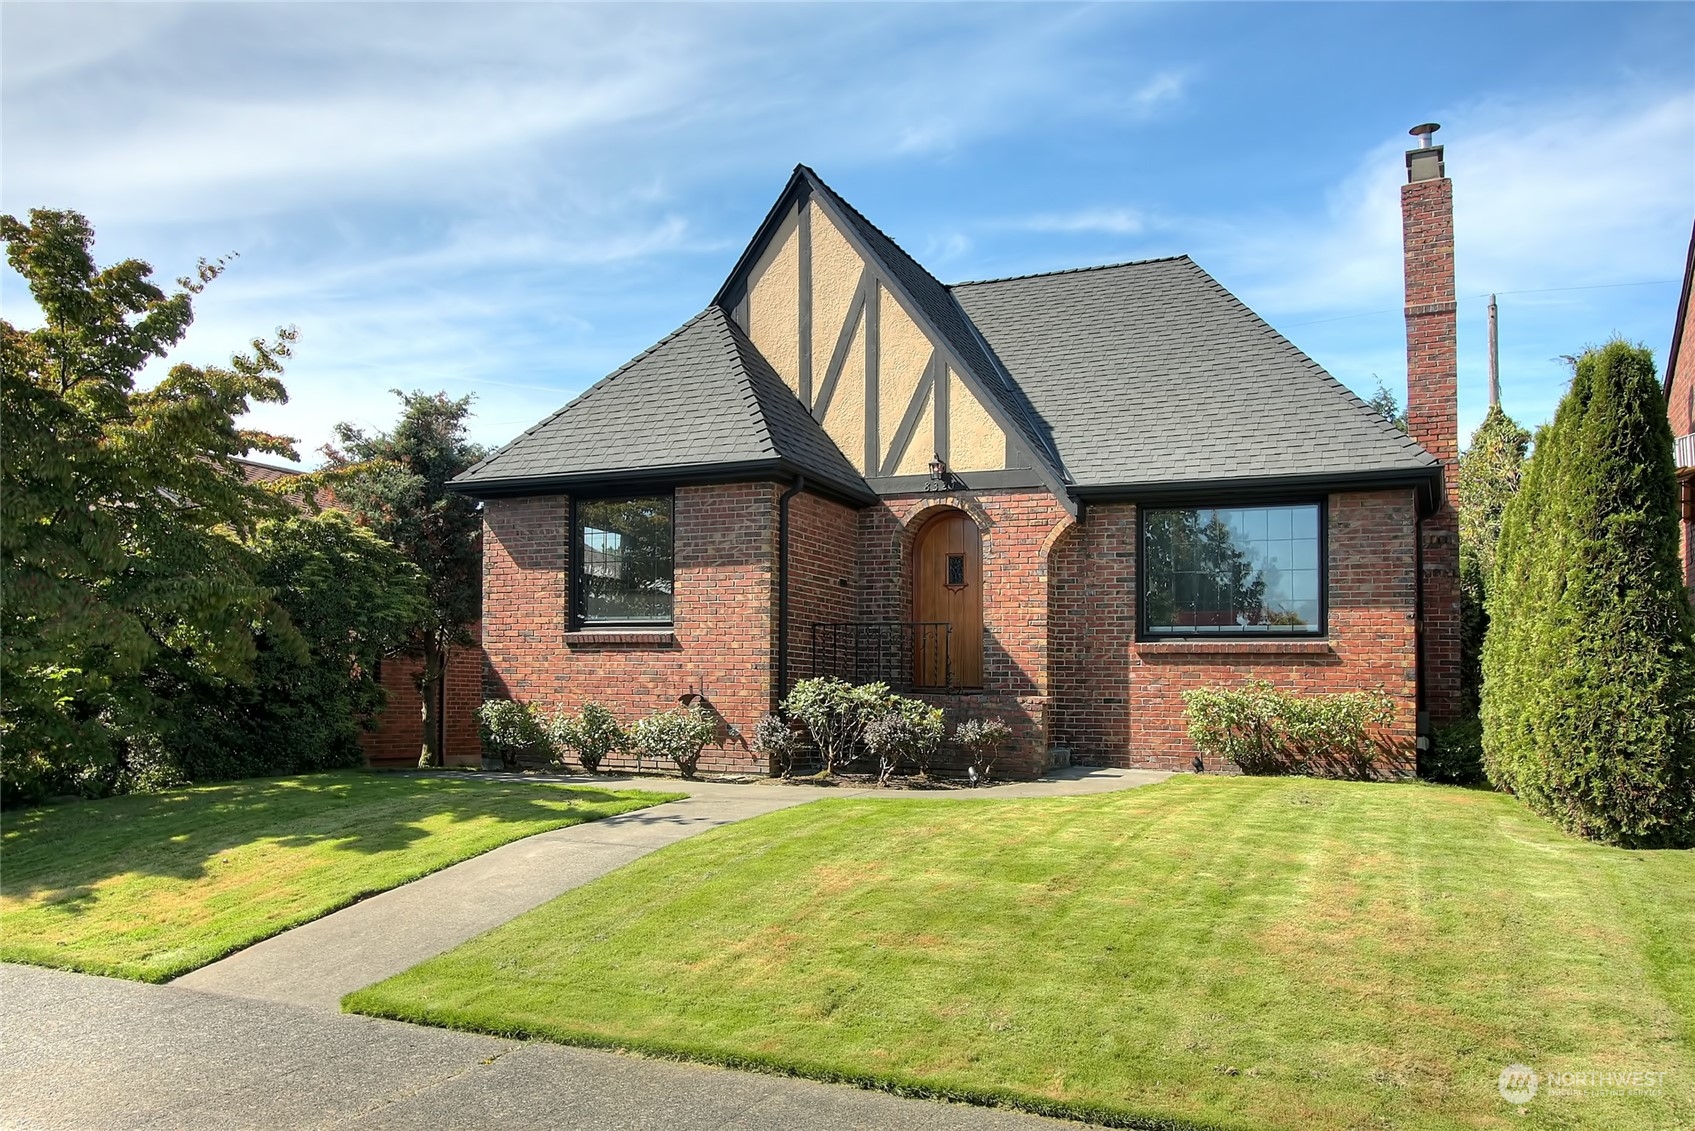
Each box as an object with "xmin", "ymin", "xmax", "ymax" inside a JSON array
[
  {"xmin": 448, "ymin": 458, "xmax": 876, "ymax": 508},
  {"xmin": 1071, "ymin": 466, "xmax": 1445, "ymax": 516}
]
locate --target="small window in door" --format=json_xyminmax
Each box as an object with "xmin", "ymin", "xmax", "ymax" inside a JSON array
[{"xmin": 945, "ymin": 553, "xmax": 966, "ymax": 589}]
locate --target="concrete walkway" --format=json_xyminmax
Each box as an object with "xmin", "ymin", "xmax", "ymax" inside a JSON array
[
  {"xmin": 175, "ymin": 765, "xmax": 1167, "ymax": 1011},
  {"xmin": 10, "ymin": 768, "xmax": 1170, "ymax": 1129},
  {"xmin": 3, "ymin": 964, "xmax": 1081, "ymax": 1130}
]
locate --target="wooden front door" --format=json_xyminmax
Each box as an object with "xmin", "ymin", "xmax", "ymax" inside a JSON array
[{"xmin": 913, "ymin": 511, "xmax": 983, "ymax": 688}]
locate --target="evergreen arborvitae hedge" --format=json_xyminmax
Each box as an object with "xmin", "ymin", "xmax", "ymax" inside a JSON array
[
  {"xmin": 1481, "ymin": 340, "xmax": 1695, "ymax": 847},
  {"xmin": 1457, "ymin": 406, "xmax": 1530, "ymax": 715}
]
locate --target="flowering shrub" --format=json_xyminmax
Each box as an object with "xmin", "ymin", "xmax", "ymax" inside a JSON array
[
  {"xmin": 954, "ymin": 717, "xmax": 1013, "ymax": 784},
  {"xmin": 629, "ymin": 706, "xmax": 716, "ymax": 778},
  {"xmin": 476, "ymin": 700, "xmax": 551, "ymax": 769},
  {"xmin": 752, "ymin": 713, "xmax": 805, "ymax": 778},
  {"xmin": 780, "ymin": 677, "xmax": 891, "ymax": 777},
  {"xmin": 550, "ymin": 702, "xmax": 626, "ymax": 774},
  {"xmin": 864, "ymin": 698, "xmax": 946, "ymax": 785},
  {"xmin": 1182, "ymin": 681, "xmax": 1394, "ymax": 777}
]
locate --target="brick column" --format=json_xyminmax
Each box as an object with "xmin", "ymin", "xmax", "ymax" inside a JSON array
[{"xmin": 1402, "ymin": 126, "xmax": 1462, "ymax": 727}]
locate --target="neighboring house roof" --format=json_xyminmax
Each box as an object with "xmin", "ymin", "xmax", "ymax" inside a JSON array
[
  {"xmin": 951, "ymin": 256, "xmax": 1439, "ymax": 500},
  {"xmin": 232, "ymin": 455, "xmax": 326, "ymax": 511},
  {"xmin": 453, "ymin": 306, "xmax": 873, "ymax": 502},
  {"xmin": 1667, "ymin": 218, "xmax": 1695, "ymax": 400}
]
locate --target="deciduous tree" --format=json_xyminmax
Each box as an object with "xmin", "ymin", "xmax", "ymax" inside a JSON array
[
  {"xmin": 323, "ymin": 391, "xmax": 486, "ymax": 767},
  {"xmin": 1, "ymin": 209, "xmax": 298, "ymax": 801}
]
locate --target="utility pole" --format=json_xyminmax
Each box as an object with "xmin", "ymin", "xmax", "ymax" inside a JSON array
[{"xmin": 1487, "ymin": 293, "xmax": 1500, "ymax": 407}]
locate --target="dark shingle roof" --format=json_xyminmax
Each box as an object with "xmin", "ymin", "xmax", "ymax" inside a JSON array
[
  {"xmin": 950, "ymin": 256, "xmax": 1439, "ymax": 494},
  {"xmin": 452, "ymin": 307, "xmax": 870, "ymax": 500}
]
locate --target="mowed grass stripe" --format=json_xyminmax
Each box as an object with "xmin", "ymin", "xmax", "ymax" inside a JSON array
[
  {"xmin": 346, "ymin": 776, "xmax": 1694, "ymax": 1131},
  {"xmin": 1, "ymin": 771, "xmax": 678, "ymax": 982}
]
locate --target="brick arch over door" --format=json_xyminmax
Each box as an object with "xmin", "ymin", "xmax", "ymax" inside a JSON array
[{"xmin": 911, "ymin": 506, "xmax": 983, "ymax": 688}]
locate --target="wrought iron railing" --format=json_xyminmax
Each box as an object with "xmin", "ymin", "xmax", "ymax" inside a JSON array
[{"xmin": 808, "ymin": 622, "xmax": 954, "ymax": 691}]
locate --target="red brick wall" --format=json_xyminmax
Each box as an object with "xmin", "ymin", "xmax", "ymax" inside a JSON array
[
  {"xmin": 360, "ymin": 621, "xmax": 485, "ymax": 769},
  {"xmin": 481, "ymin": 484, "xmax": 777, "ymax": 775},
  {"xmin": 1403, "ymin": 171, "xmax": 1463, "ymax": 727},
  {"xmin": 1670, "ymin": 290, "xmax": 1694, "ymax": 592},
  {"xmin": 1048, "ymin": 492, "xmax": 1419, "ymax": 776},
  {"xmin": 784, "ymin": 488, "xmax": 860, "ymax": 693}
]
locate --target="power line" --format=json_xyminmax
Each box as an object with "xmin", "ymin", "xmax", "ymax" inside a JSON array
[{"xmin": 1280, "ymin": 278, "xmax": 1678, "ymax": 329}]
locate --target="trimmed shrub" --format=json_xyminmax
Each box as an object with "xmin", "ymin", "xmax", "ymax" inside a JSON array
[
  {"xmin": 551, "ymin": 702, "xmax": 625, "ymax": 774},
  {"xmin": 864, "ymin": 698, "xmax": 946, "ymax": 786},
  {"xmin": 752, "ymin": 713, "xmax": 805, "ymax": 778},
  {"xmin": 1183, "ymin": 682, "xmax": 1394, "ymax": 778},
  {"xmin": 954, "ymin": 717, "xmax": 1013, "ymax": 785},
  {"xmin": 629, "ymin": 706, "xmax": 716, "ymax": 779},
  {"xmin": 1482, "ymin": 340, "xmax": 1695, "ymax": 846},
  {"xmin": 780, "ymin": 677, "xmax": 891, "ymax": 777},
  {"xmin": 477, "ymin": 700, "xmax": 551, "ymax": 768},
  {"xmin": 1421, "ymin": 718, "xmax": 1485, "ymax": 786}
]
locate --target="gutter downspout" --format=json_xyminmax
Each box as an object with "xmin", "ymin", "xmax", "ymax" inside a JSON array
[
  {"xmin": 1414, "ymin": 493, "xmax": 1429, "ymax": 758},
  {"xmin": 775, "ymin": 474, "xmax": 806, "ymax": 712}
]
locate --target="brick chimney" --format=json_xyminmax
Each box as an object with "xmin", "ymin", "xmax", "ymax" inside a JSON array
[{"xmin": 1402, "ymin": 122, "xmax": 1461, "ymax": 729}]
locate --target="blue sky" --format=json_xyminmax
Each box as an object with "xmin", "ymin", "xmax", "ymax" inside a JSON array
[{"xmin": 4, "ymin": 2, "xmax": 1691, "ymax": 466}]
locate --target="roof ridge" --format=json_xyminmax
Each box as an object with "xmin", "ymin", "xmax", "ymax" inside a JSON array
[
  {"xmin": 459, "ymin": 307, "xmax": 720, "ymax": 478},
  {"xmin": 796, "ymin": 165, "xmax": 952, "ymax": 296},
  {"xmin": 711, "ymin": 314, "xmax": 781, "ymax": 457},
  {"xmin": 949, "ymin": 255, "xmax": 1193, "ymax": 289}
]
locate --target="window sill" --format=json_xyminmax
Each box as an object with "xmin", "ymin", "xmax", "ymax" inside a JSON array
[
  {"xmin": 1135, "ymin": 639, "xmax": 1333, "ymax": 656},
  {"xmin": 565, "ymin": 630, "xmax": 677, "ymax": 647}
]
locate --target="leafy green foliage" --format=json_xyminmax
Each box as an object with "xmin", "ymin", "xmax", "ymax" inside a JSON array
[
  {"xmin": 323, "ymin": 391, "xmax": 486, "ymax": 767},
  {"xmin": 551, "ymin": 702, "xmax": 627, "ymax": 774},
  {"xmin": 1183, "ymin": 681, "xmax": 1395, "ymax": 778},
  {"xmin": 1, "ymin": 209, "xmax": 304, "ymax": 804},
  {"xmin": 751, "ymin": 713, "xmax": 804, "ymax": 778},
  {"xmin": 477, "ymin": 700, "xmax": 552, "ymax": 769},
  {"xmin": 628, "ymin": 706, "xmax": 716, "ymax": 778},
  {"xmin": 780, "ymin": 677, "xmax": 892, "ymax": 777},
  {"xmin": 1457, "ymin": 405, "xmax": 1530, "ymax": 714},
  {"xmin": 1366, "ymin": 377, "xmax": 1408, "ymax": 432},
  {"xmin": 953, "ymin": 717, "xmax": 1013, "ymax": 783},
  {"xmin": 146, "ymin": 511, "xmax": 427, "ymax": 786},
  {"xmin": 1481, "ymin": 340, "xmax": 1695, "ymax": 846},
  {"xmin": 863, "ymin": 697, "xmax": 945, "ymax": 785},
  {"xmin": 1421, "ymin": 718, "xmax": 1485, "ymax": 786}
]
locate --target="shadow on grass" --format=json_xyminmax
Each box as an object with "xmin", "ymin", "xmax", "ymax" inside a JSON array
[{"xmin": 1, "ymin": 772, "xmax": 662, "ymax": 901}]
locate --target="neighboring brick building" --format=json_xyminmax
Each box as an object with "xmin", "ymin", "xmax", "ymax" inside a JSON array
[
  {"xmin": 1667, "ymin": 221, "xmax": 1695, "ymax": 594},
  {"xmin": 454, "ymin": 129, "xmax": 1463, "ymax": 778}
]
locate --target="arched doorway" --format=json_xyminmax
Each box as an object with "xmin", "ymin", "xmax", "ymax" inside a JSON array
[{"xmin": 912, "ymin": 509, "xmax": 983, "ymax": 688}]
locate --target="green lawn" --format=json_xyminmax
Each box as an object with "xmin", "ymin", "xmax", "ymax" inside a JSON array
[
  {"xmin": 346, "ymin": 776, "xmax": 1693, "ymax": 1131},
  {"xmin": 0, "ymin": 771, "xmax": 677, "ymax": 982}
]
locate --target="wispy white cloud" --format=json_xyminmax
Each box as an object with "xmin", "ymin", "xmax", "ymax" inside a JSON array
[{"xmin": 1017, "ymin": 207, "xmax": 1146, "ymax": 236}]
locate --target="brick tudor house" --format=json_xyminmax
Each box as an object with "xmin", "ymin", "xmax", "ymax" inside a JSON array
[{"xmin": 448, "ymin": 128, "xmax": 1465, "ymax": 780}]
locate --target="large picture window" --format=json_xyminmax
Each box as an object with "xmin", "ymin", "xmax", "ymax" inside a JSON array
[
  {"xmin": 573, "ymin": 495, "xmax": 674, "ymax": 627},
  {"xmin": 1142, "ymin": 503, "xmax": 1323, "ymax": 636}
]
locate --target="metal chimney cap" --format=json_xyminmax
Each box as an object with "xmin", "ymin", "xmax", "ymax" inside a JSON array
[{"xmin": 1409, "ymin": 122, "xmax": 1441, "ymax": 147}]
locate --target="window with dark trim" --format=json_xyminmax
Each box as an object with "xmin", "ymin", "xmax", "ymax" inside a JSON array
[
  {"xmin": 572, "ymin": 495, "xmax": 674, "ymax": 627},
  {"xmin": 1141, "ymin": 502, "xmax": 1324, "ymax": 636}
]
